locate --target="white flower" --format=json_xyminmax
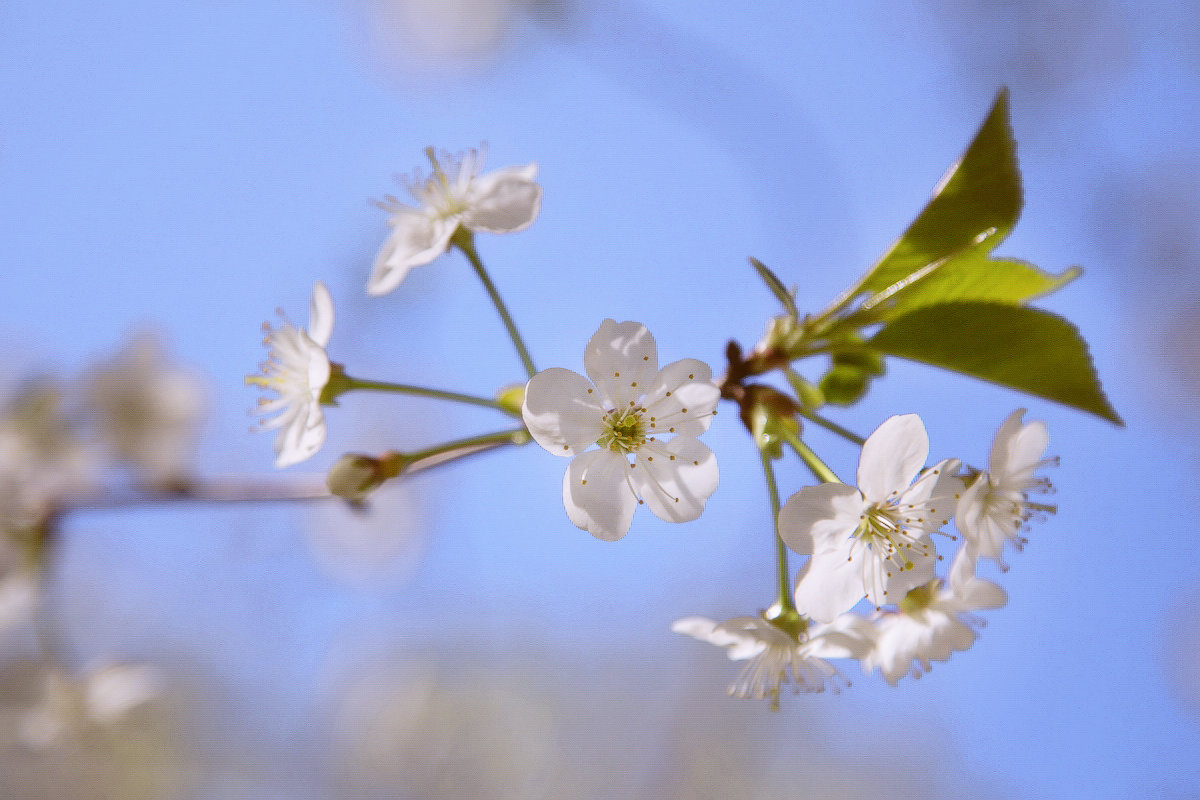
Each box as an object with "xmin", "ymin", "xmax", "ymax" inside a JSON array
[
  {"xmin": 521, "ymin": 319, "xmax": 719, "ymax": 541},
  {"xmin": 20, "ymin": 664, "xmax": 161, "ymax": 749},
  {"xmin": 861, "ymin": 548, "xmax": 1006, "ymax": 685},
  {"xmin": 368, "ymin": 146, "xmax": 542, "ymax": 296},
  {"xmin": 778, "ymin": 414, "xmax": 963, "ymax": 623},
  {"xmin": 85, "ymin": 332, "xmax": 206, "ymax": 485},
  {"xmin": 955, "ymin": 408, "xmax": 1056, "ymax": 565},
  {"xmin": 246, "ymin": 282, "xmax": 335, "ymax": 468},
  {"xmin": 672, "ymin": 613, "xmax": 874, "ymax": 704}
]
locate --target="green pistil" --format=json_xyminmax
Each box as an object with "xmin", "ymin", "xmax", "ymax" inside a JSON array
[{"xmin": 597, "ymin": 408, "xmax": 646, "ymax": 453}]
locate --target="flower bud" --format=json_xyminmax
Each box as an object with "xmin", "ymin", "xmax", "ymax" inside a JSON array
[{"xmin": 326, "ymin": 452, "xmax": 403, "ymax": 501}]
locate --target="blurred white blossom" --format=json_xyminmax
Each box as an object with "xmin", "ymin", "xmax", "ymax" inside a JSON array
[
  {"xmin": 85, "ymin": 332, "xmax": 206, "ymax": 486},
  {"xmin": 861, "ymin": 550, "xmax": 1007, "ymax": 685},
  {"xmin": 672, "ymin": 613, "xmax": 874, "ymax": 704},
  {"xmin": 0, "ymin": 383, "xmax": 94, "ymax": 535},
  {"xmin": 19, "ymin": 664, "xmax": 161, "ymax": 750}
]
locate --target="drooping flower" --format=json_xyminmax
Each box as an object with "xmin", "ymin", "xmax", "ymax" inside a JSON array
[
  {"xmin": 368, "ymin": 145, "xmax": 542, "ymax": 296},
  {"xmin": 778, "ymin": 414, "xmax": 963, "ymax": 623},
  {"xmin": 860, "ymin": 548, "xmax": 1007, "ymax": 685},
  {"xmin": 521, "ymin": 319, "xmax": 719, "ymax": 541},
  {"xmin": 672, "ymin": 612, "xmax": 874, "ymax": 705},
  {"xmin": 246, "ymin": 282, "xmax": 335, "ymax": 468},
  {"xmin": 955, "ymin": 409, "xmax": 1056, "ymax": 566},
  {"xmin": 85, "ymin": 332, "xmax": 206, "ymax": 486}
]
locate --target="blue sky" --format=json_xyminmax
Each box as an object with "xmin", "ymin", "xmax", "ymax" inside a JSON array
[{"xmin": 2, "ymin": 2, "xmax": 1198, "ymax": 797}]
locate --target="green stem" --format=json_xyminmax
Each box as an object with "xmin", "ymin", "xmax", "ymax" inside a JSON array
[
  {"xmin": 783, "ymin": 430, "xmax": 842, "ymax": 484},
  {"xmin": 759, "ymin": 448, "xmax": 797, "ymax": 616},
  {"xmin": 341, "ymin": 375, "xmax": 509, "ymax": 414},
  {"xmin": 795, "ymin": 407, "xmax": 866, "ymax": 446},
  {"xmin": 403, "ymin": 428, "xmax": 530, "ymax": 473},
  {"xmin": 453, "ymin": 231, "xmax": 538, "ymax": 379}
]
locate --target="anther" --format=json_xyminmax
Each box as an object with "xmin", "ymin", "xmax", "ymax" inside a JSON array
[
  {"xmin": 688, "ymin": 373, "xmax": 694, "ymax": 379},
  {"xmin": 614, "ymin": 371, "xmax": 620, "ymax": 377}
]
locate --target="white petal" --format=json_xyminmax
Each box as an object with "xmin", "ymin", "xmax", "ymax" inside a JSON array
[
  {"xmin": 583, "ymin": 319, "xmax": 658, "ymax": 408},
  {"xmin": 307, "ymin": 281, "xmax": 335, "ymax": 347},
  {"xmin": 857, "ymin": 414, "xmax": 928, "ymax": 503},
  {"xmin": 642, "ymin": 359, "xmax": 719, "ymax": 438},
  {"xmin": 878, "ymin": 544, "xmax": 936, "ymax": 605},
  {"xmin": 792, "ymin": 540, "xmax": 866, "ymax": 623},
  {"xmin": 632, "ymin": 437, "xmax": 718, "ymax": 524},
  {"xmin": 462, "ymin": 163, "xmax": 542, "ymax": 234},
  {"xmin": 274, "ymin": 401, "xmax": 326, "ymax": 468},
  {"xmin": 902, "ymin": 458, "xmax": 962, "ymax": 529},
  {"xmin": 956, "ymin": 577, "xmax": 1007, "ymax": 611},
  {"xmin": 992, "ymin": 409, "xmax": 1049, "ymax": 485},
  {"xmin": 522, "ymin": 368, "xmax": 606, "ymax": 456},
  {"xmin": 367, "ymin": 212, "xmax": 457, "ymax": 296},
  {"xmin": 947, "ymin": 544, "xmax": 979, "ymax": 591},
  {"xmin": 562, "ymin": 449, "xmax": 638, "ymax": 541},
  {"xmin": 805, "ymin": 614, "xmax": 877, "ymax": 660},
  {"xmin": 305, "ymin": 340, "xmax": 332, "ymax": 394},
  {"xmin": 777, "ymin": 482, "xmax": 862, "ymax": 555},
  {"xmin": 954, "ymin": 476, "xmax": 1008, "ymax": 559},
  {"xmin": 671, "ymin": 616, "xmax": 720, "ymax": 642}
]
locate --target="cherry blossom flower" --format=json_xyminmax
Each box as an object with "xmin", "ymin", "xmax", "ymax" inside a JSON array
[
  {"xmin": 955, "ymin": 408, "xmax": 1056, "ymax": 566},
  {"xmin": 85, "ymin": 332, "xmax": 206, "ymax": 485},
  {"xmin": 246, "ymin": 282, "xmax": 335, "ymax": 468},
  {"xmin": 521, "ymin": 319, "xmax": 719, "ymax": 541},
  {"xmin": 672, "ymin": 613, "xmax": 874, "ymax": 704},
  {"xmin": 778, "ymin": 414, "xmax": 962, "ymax": 623},
  {"xmin": 860, "ymin": 548, "xmax": 1007, "ymax": 684},
  {"xmin": 368, "ymin": 146, "xmax": 541, "ymax": 296}
]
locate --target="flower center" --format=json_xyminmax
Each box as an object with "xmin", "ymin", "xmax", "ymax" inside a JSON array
[
  {"xmin": 597, "ymin": 407, "xmax": 647, "ymax": 454},
  {"xmin": 853, "ymin": 502, "xmax": 920, "ymax": 572}
]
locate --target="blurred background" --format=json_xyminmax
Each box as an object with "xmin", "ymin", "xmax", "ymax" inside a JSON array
[{"xmin": 1, "ymin": 1, "xmax": 1199, "ymax": 797}]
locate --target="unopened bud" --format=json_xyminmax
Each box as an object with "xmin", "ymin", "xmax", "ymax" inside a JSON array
[
  {"xmin": 495, "ymin": 383, "xmax": 526, "ymax": 417},
  {"xmin": 326, "ymin": 451, "xmax": 403, "ymax": 501}
]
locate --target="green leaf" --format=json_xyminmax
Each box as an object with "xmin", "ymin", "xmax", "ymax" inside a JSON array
[
  {"xmin": 856, "ymin": 89, "xmax": 1022, "ymax": 299},
  {"xmin": 750, "ymin": 257, "xmax": 799, "ymax": 319},
  {"xmin": 862, "ymin": 251, "xmax": 1082, "ymax": 322},
  {"xmin": 869, "ymin": 302, "xmax": 1122, "ymax": 424}
]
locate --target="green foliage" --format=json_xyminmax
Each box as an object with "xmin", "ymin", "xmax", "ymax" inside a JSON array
[
  {"xmin": 869, "ymin": 302, "xmax": 1122, "ymax": 424},
  {"xmin": 750, "ymin": 257, "xmax": 799, "ymax": 319},
  {"xmin": 784, "ymin": 368, "xmax": 825, "ymax": 410},
  {"xmin": 819, "ymin": 344, "xmax": 885, "ymax": 407},
  {"xmin": 855, "ymin": 89, "xmax": 1022, "ymax": 300},
  {"xmin": 861, "ymin": 253, "xmax": 1082, "ymax": 323}
]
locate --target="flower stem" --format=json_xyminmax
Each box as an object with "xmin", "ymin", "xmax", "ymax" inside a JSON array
[
  {"xmin": 453, "ymin": 231, "xmax": 538, "ymax": 379},
  {"xmin": 341, "ymin": 375, "xmax": 511, "ymax": 414},
  {"xmin": 402, "ymin": 428, "xmax": 530, "ymax": 473},
  {"xmin": 759, "ymin": 447, "xmax": 797, "ymax": 616},
  {"xmin": 795, "ymin": 407, "xmax": 865, "ymax": 446},
  {"xmin": 783, "ymin": 430, "xmax": 842, "ymax": 484}
]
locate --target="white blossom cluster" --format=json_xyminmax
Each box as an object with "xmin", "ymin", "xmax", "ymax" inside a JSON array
[
  {"xmin": 675, "ymin": 410, "xmax": 1056, "ymax": 700},
  {"xmin": 245, "ymin": 144, "xmax": 1070, "ymax": 707},
  {"xmin": 0, "ymin": 335, "xmax": 199, "ymax": 745}
]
